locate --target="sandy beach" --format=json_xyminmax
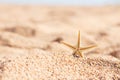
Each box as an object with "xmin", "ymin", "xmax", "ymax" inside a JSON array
[{"xmin": 0, "ymin": 5, "xmax": 120, "ymax": 80}]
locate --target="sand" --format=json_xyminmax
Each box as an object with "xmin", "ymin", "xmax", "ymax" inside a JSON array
[{"xmin": 0, "ymin": 5, "xmax": 120, "ymax": 80}]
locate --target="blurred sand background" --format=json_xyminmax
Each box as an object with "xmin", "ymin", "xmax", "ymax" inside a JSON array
[{"xmin": 0, "ymin": 5, "xmax": 119, "ymax": 79}]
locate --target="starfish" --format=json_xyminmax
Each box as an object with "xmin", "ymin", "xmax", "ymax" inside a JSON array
[{"xmin": 61, "ymin": 31, "xmax": 97, "ymax": 58}]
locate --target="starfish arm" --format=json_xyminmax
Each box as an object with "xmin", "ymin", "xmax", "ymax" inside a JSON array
[
  {"xmin": 80, "ymin": 45, "xmax": 97, "ymax": 51},
  {"xmin": 78, "ymin": 51, "xmax": 83, "ymax": 57},
  {"xmin": 77, "ymin": 30, "xmax": 80, "ymax": 48},
  {"xmin": 72, "ymin": 50, "xmax": 77, "ymax": 56},
  {"xmin": 61, "ymin": 41, "xmax": 76, "ymax": 49}
]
